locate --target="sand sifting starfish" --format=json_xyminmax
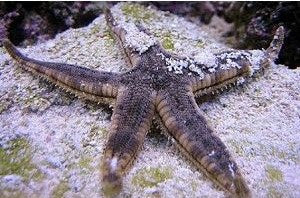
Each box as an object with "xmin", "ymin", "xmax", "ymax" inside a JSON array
[{"xmin": 3, "ymin": 7, "xmax": 284, "ymax": 198}]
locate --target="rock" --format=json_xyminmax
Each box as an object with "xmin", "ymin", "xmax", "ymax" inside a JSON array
[
  {"xmin": 0, "ymin": 175, "xmax": 23, "ymax": 190},
  {"xmin": 219, "ymin": 2, "xmax": 300, "ymax": 69},
  {"xmin": 0, "ymin": 2, "xmax": 113, "ymax": 46},
  {"xmin": 0, "ymin": 3, "xmax": 299, "ymax": 198},
  {"xmin": 147, "ymin": 2, "xmax": 216, "ymax": 24}
]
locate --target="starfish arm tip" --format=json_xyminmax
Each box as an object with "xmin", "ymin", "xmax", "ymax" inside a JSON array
[
  {"xmin": 266, "ymin": 26, "xmax": 285, "ymax": 61},
  {"xmin": 232, "ymin": 174, "xmax": 252, "ymax": 198},
  {"xmin": 101, "ymin": 174, "xmax": 122, "ymax": 198}
]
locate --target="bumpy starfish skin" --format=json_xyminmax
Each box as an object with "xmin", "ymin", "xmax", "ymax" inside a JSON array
[{"xmin": 3, "ymin": 8, "xmax": 284, "ymax": 198}]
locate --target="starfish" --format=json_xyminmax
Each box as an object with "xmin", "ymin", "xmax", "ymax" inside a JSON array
[{"xmin": 3, "ymin": 7, "xmax": 284, "ymax": 198}]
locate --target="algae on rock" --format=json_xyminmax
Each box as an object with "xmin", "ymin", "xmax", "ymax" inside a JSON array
[
  {"xmin": 265, "ymin": 165, "xmax": 283, "ymax": 183},
  {"xmin": 0, "ymin": 138, "xmax": 43, "ymax": 182},
  {"xmin": 52, "ymin": 180, "xmax": 70, "ymax": 198},
  {"xmin": 122, "ymin": 3, "xmax": 154, "ymax": 23},
  {"xmin": 132, "ymin": 167, "xmax": 173, "ymax": 188},
  {"xmin": 162, "ymin": 33, "xmax": 175, "ymax": 51}
]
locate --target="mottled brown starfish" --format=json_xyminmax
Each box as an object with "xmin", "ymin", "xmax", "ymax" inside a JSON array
[{"xmin": 3, "ymin": 8, "xmax": 284, "ymax": 198}]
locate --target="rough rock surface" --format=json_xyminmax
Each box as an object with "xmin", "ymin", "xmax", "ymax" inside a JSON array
[
  {"xmin": 0, "ymin": 2, "xmax": 113, "ymax": 46},
  {"xmin": 0, "ymin": 3, "xmax": 299, "ymax": 198},
  {"xmin": 220, "ymin": 2, "xmax": 300, "ymax": 69},
  {"xmin": 145, "ymin": 2, "xmax": 217, "ymax": 24}
]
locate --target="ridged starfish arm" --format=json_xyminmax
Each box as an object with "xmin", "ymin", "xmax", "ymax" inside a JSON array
[
  {"xmin": 104, "ymin": 8, "xmax": 141, "ymax": 68},
  {"xmin": 189, "ymin": 60, "xmax": 250, "ymax": 96},
  {"xmin": 266, "ymin": 26, "xmax": 285, "ymax": 61},
  {"xmin": 190, "ymin": 26, "xmax": 285, "ymax": 95},
  {"xmin": 3, "ymin": 40, "xmax": 121, "ymax": 100},
  {"xmin": 156, "ymin": 87, "xmax": 251, "ymax": 197},
  {"xmin": 101, "ymin": 86, "xmax": 156, "ymax": 197}
]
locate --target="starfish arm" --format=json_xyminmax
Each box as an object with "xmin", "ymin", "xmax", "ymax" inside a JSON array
[
  {"xmin": 101, "ymin": 87, "xmax": 156, "ymax": 197},
  {"xmin": 190, "ymin": 26, "xmax": 285, "ymax": 96},
  {"xmin": 3, "ymin": 40, "xmax": 121, "ymax": 99},
  {"xmin": 266, "ymin": 26, "xmax": 284, "ymax": 61},
  {"xmin": 156, "ymin": 87, "xmax": 251, "ymax": 197},
  {"xmin": 189, "ymin": 61, "xmax": 250, "ymax": 97},
  {"xmin": 105, "ymin": 8, "xmax": 141, "ymax": 68}
]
